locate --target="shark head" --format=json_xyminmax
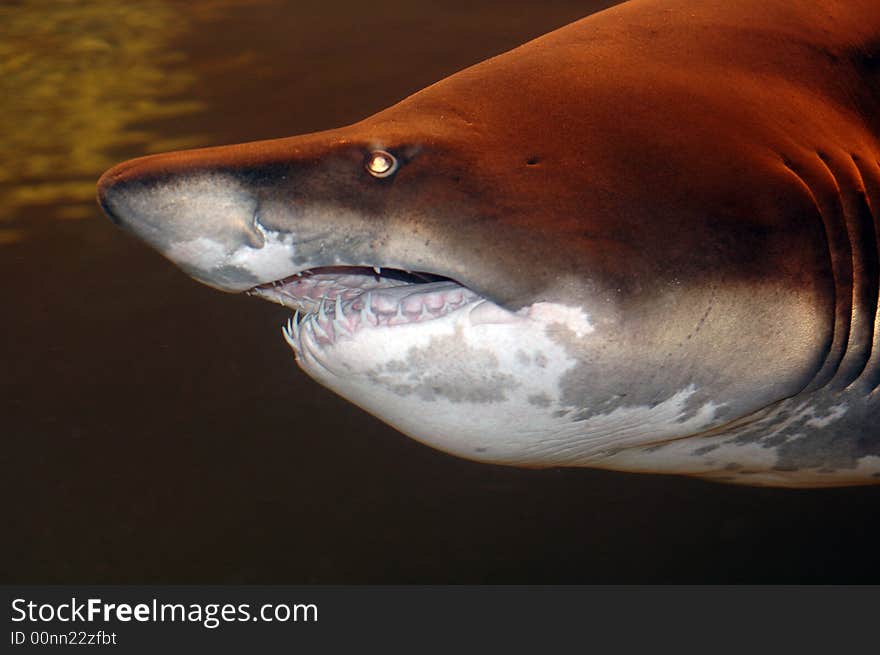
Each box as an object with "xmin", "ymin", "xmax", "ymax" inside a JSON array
[
  {"xmin": 97, "ymin": 112, "xmax": 619, "ymax": 466},
  {"xmin": 97, "ymin": 8, "xmax": 844, "ymax": 480}
]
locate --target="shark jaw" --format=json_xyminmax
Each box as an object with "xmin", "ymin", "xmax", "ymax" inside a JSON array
[
  {"xmin": 246, "ymin": 265, "xmax": 523, "ymax": 358},
  {"xmin": 243, "ymin": 264, "xmax": 613, "ymax": 470}
]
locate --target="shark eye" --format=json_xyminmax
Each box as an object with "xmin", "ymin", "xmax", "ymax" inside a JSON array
[{"xmin": 365, "ymin": 150, "xmax": 398, "ymax": 178}]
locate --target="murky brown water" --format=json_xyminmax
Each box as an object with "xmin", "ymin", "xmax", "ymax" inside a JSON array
[{"xmin": 3, "ymin": 0, "xmax": 879, "ymax": 583}]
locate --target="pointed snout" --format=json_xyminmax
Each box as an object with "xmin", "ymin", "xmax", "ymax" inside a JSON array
[
  {"xmin": 97, "ymin": 156, "xmax": 170, "ymax": 229},
  {"xmin": 97, "ymin": 147, "xmax": 258, "ymax": 232},
  {"xmin": 96, "ymin": 165, "xmax": 124, "ymax": 226},
  {"xmin": 95, "ymin": 144, "xmax": 303, "ymax": 291},
  {"xmin": 96, "ymin": 154, "xmax": 176, "ymax": 229}
]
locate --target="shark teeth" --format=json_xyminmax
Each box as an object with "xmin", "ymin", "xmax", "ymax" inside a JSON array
[
  {"xmin": 281, "ymin": 317, "xmax": 300, "ymax": 356},
  {"xmin": 253, "ymin": 269, "xmax": 414, "ymax": 313},
  {"xmin": 278, "ymin": 284, "xmax": 481, "ymax": 351},
  {"xmin": 362, "ymin": 291, "xmax": 377, "ymax": 326}
]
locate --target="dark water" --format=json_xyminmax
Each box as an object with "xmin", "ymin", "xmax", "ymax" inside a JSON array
[{"xmin": 3, "ymin": 0, "xmax": 878, "ymax": 583}]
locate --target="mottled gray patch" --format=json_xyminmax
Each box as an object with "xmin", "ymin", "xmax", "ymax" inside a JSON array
[
  {"xmin": 366, "ymin": 328, "xmax": 519, "ymax": 403},
  {"xmin": 475, "ymin": 447, "xmax": 487, "ymax": 453},
  {"xmin": 761, "ymin": 434, "xmax": 788, "ymax": 448},
  {"xmin": 539, "ymin": 284, "xmax": 842, "ymax": 459},
  {"xmin": 724, "ymin": 462, "xmax": 743, "ymax": 471},
  {"xmin": 533, "ymin": 352, "xmax": 548, "ymax": 368},
  {"xmin": 724, "ymin": 392, "xmax": 880, "ymax": 471},
  {"xmin": 552, "ymin": 409, "xmax": 570, "ymax": 418},
  {"xmin": 516, "ymin": 350, "xmax": 531, "ymax": 366},
  {"xmin": 527, "ymin": 393, "xmax": 552, "ymax": 408},
  {"xmin": 385, "ymin": 360, "xmax": 407, "ymax": 374},
  {"xmin": 692, "ymin": 444, "xmax": 719, "ymax": 456},
  {"xmin": 678, "ymin": 398, "xmax": 732, "ymax": 424},
  {"xmin": 546, "ymin": 317, "xmax": 730, "ymax": 425},
  {"xmin": 776, "ymin": 428, "xmax": 875, "ymax": 470}
]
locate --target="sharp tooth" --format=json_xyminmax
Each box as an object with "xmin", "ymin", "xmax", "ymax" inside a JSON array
[
  {"xmin": 334, "ymin": 314, "xmax": 353, "ymax": 338},
  {"xmin": 312, "ymin": 316, "xmax": 330, "ymax": 342},
  {"xmin": 303, "ymin": 318, "xmax": 316, "ymax": 346},
  {"xmin": 362, "ymin": 291, "xmax": 377, "ymax": 325},
  {"xmin": 332, "ymin": 294, "xmax": 352, "ymax": 338},
  {"xmin": 293, "ymin": 310, "xmax": 301, "ymax": 340},
  {"xmin": 373, "ymin": 266, "xmax": 381, "ymax": 276},
  {"xmin": 318, "ymin": 296, "xmax": 327, "ymax": 322},
  {"xmin": 282, "ymin": 321, "xmax": 297, "ymax": 351}
]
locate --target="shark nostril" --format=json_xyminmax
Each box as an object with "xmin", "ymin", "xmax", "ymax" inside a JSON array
[{"xmin": 248, "ymin": 207, "xmax": 267, "ymax": 248}]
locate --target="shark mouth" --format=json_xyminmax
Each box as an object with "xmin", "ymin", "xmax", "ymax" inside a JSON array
[{"xmin": 247, "ymin": 266, "xmax": 490, "ymax": 352}]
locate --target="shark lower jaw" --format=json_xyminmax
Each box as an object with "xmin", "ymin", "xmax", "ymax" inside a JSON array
[{"xmin": 246, "ymin": 265, "xmax": 519, "ymax": 355}]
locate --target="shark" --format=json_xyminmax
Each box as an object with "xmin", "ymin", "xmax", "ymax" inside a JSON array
[{"xmin": 98, "ymin": 0, "xmax": 880, "ymax": 487}]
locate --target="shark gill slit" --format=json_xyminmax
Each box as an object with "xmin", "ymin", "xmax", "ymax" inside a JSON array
[
  {"xmin": 816, "ymin": 151, "xmax": 879, "ymax": 391},
  {"xmin": 848, "ymin": 152, "xmax": 880, "ymax": 392},
  {"xmin": 782, "ymin": 156, "xmax": 849, "ymax": 392}
]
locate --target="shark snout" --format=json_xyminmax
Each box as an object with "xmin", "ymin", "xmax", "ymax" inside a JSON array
[
  {"xmin": 97, "ymin": 162, "xmax": 146, "ymax": 227},
  {"xmin": 98, "ymin": 153, "xmax": 260, "ymax": 239},
  {"xmin": 97, "ymin": 151, "xmax": 301, "ymax": 291},
  {"xmin": 96, "ymin": 169, "xmax": 123, "ymax": 226}
]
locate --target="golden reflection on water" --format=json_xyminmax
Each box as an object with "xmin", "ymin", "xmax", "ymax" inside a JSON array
[{"xmin": 0, "ymin": 0, "xmax": 209, "ymax": 243}]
